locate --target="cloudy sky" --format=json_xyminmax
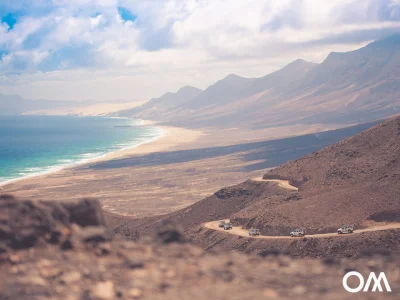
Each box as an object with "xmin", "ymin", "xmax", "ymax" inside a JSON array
[{"xmin": 0, "ymin": 0, "xmax": 399, "ymax": 102}]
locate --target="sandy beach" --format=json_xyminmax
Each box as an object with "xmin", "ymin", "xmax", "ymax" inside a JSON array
[
  {"xmin": 0, "ymin": 122, "xmax": 202, "ymax": 188},
  {"xmin": 0, "ymin": 120, "xmax": 267, "ymax": 217},
  {"xmin": 0, "ymin": 120, "xmax": 378, "ymax": 218}
]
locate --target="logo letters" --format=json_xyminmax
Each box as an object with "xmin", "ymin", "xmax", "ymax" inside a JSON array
[{"xmin": 343, "ymin": 271, "xmax": 391, "ymax": 293}]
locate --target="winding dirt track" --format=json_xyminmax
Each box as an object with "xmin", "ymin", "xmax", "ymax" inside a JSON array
[
  {"xmin": 250, "ymin": 177, "xmax": 298, "ymax": 191},
  {"xmin": 203, "ymin": 220, "xmax": 400, "ymax": 240},
  {"xmin": 203, "ymin": 177, "xmax": 400, "ymax": 239}
]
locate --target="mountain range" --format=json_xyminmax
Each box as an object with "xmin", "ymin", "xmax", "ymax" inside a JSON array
[
  {"xmin": 0, "ymin": 94, "xmax": 93, "ymax": 115},
  {"xmin": 118, "ymin": 35, "xmax": 400, "ymax": 129},
  {"xmin": 0, "ymin": 94, "xmax": 140, "ymax": 116}
]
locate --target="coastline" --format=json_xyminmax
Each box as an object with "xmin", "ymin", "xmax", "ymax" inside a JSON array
[
  {"xmin": 0, "ymin": 118, "xmax": 376, "ymax": 218},
  {"xmin": 0, "ymin": 120, "xmax": 203, "ymax": 189}
]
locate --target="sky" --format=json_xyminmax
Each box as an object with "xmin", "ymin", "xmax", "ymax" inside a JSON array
[{"xmin": 0, "ymin": 0, "xmax": 399, "ymax": 102}]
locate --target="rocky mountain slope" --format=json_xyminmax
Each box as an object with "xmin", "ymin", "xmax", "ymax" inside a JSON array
[
  {"xmin": 250, "ymin": 115, "xmax": 400, "ymax": 233},
  {"xmin": 109, "ymin": 116, "xmax": 400, "ymax": 257},
  {"xmin": 117, "ymin": 35, "xmax": 400, "ymax": 129},
  {"xmin": 1, "ymin": 195, "xmax": 399, "ymax": 299},
  {"xmin": 116, "ymin": 86, "xmax": 202, "ymax": 120}
]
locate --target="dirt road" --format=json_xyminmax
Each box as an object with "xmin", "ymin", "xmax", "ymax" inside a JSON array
[
  {"xmin": 204, "ymin": 220, "xmax": 400, "ymax": 239},
  {"xmin": 250, "ymin": 177, "xmax": 298, "ymax": 191},
  {"xmin": 204, "ymin": 177, "xmax": 400, "ymax": 239}
]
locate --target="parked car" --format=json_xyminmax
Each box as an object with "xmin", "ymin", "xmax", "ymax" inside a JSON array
[
  {"xmin": 290, "ymin": 228, "xmax": 306, "ymax": 237},
  {"xmin": 337, "ymin": 224, "xmax": 355, "ymax": 234},
  {"xmin": 223, "ymin": 223, "xmax": 233, "ymax": 230},
  {"xmin": 249, "ymin": 228, "xmax": 261, "ymax": 236},
  {"xmin": 218, "ymin": 221, "xmax": 226, "ymax": 228}
]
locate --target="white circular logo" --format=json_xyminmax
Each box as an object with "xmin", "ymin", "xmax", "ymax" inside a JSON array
[{"xmin": 343, "ymin": 271, "xmax": 364, "ymax": 293}]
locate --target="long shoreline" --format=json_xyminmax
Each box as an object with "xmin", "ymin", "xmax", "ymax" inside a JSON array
[{"xmin": 0, "ymin": 119, "xmax": 202, "ymax": 190}]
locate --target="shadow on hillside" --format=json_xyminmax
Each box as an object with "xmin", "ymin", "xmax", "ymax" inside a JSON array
[{"xmin": 84, "ymin": 121, "xmax": 380, "ymax": 172}]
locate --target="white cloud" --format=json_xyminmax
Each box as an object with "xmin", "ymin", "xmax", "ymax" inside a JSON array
[{"xmin": 0, "ymin": 0, "xmax": 399, "ymax": 101}]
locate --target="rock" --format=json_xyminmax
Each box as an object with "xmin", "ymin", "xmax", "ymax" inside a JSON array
[
  {"xmin": 60, "ymin": 238, "xmax": 74, "ymax": 250},
  {"xmin": 38, "ymin": 259, "xmax": 62, "ymax": 279},
  {"xmin": 258, "ymin": 249, "xmax": 287, "ymax": 257},
  {"xmin": 8, "ymin": 253, "xmax": 21, "ymax": 264},
  {"xmin": 37, "ymin": 259, "xmax": 54, "ymax": 268},
  {"xmin": 79, "ymin": 227, "xmax": 110, "ymax": 243},
  {"xmin": 0, "ymin": 244, "xmax": 8, "ymax": 254},
  {"xmin": 96, "ymin": 243, "xmax": 112, "ymax": 256},
  {"xmin": 0, "ymin": 195, "xmax": 106, "ymax": 250},
  {"xmin": 165, "ymin": 269, "xmax": 176, "ymax": 278},
  {"xmin": 128, "ymin": 288, "xmax": 143, "ymax": 299},
  {"xmin": 0, "ymin": 224, "xmax": 12, "ymax": 240},
  {"xmin": 153, "ymin": 220, "xmax": 186, "ymax": 244},
  {"xmin": 63, "ymin": 198, "xmax": 105, "ymax": 227},
  {"xmin": 213, "ymin": 269, "xmax": 234, "ymax": 282},
  {"xmin": 18, "ymin": 275, "xmax": 48, "ymax": 287},
  {"xmin": 60, "ymin": 271, "xmax": 82, "ymax": 285},
  {"xmin": 0, "ymin": 194, "xmax": 14, "ymax": 201},
  {"xmin": 293, "ymin": 285, "xmax": 307, "ymax": 295},
  {"xmin": 82, "ymin": 268, "xmax": 91, "ymax": 278},
  {"xmin": 125, "ymin": 258, "xmax": 144, "ymax": 269},
  {"xmin": 263, "ymin": 288, "xmax": 279, "ymax": 298},
  {"xmin": 10, "ymin": 264, "xmax": 26, "ymax": 274},
  {"xmin": 129, "ymin": 269, "xmax": 148, "ymax": 279},
  {"xmin": 0, "ymin": 196, "xmax": 68, "ymax": 249},
  {"xmin": 39, "ymin": 265, "xmax": 62, "ymax": 279},
  {"xmin": 91, "ymin": 281, "xmax": 115, "ymax": 300}
]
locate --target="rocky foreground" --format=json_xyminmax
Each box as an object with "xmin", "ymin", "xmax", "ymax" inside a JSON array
[{"xmin": 0, "ymin": 195, "xmax": 399, "ymax": 299}]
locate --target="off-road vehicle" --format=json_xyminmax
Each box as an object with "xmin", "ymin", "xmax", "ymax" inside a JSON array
[
  {"xmin": 337, "ymin": 224, "xmax": 355, "ymax": 234},
  {"xmin": 218, "ymin": 221, "xmax": 226, "ymax": 228},
  {"xmin": 249, "ymin": 228, "xmax": 261, "ymax": 236},
  {"xmin": 223, "ymin": 223, "xmax": 233, "ymax": 230},
  {"xmin": 290, "ymin": 228, "xmax": 306, "ymax": 237}
]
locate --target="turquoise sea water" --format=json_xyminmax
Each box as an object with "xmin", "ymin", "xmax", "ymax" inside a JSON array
[{"xmin": 0, "ymin": 115, "xmax": 162, "ymax": 185}]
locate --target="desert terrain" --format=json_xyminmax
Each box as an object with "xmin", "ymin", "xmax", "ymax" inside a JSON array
[
  {"xmin": 1, "ymin": 195, "xmax": 399, "ymax": 299},
  {"xmin": 1, "ymin": 5, "xmax": 400, "ymax": 299},
  {"xmin": 107, "ymin": 116, "xmax": 400, "ymax": 259},
  {"xmin": 2, "ymin": 36, "xmax": 399, "ymax": 221},
  {"xmin": 0, "ymin": 121, "xmax": 378, "ymax": 217}
]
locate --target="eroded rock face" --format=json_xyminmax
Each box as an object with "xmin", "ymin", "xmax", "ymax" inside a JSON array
[
  {"xmin": 153, "ymin": 220, "xmax": 187, "ymax": 244},
  {"xmin": 0, "ymin": 195, "xmax": 107, "ymax": 252},
  {"xmin": 62, "ymin": 198, "xmax": 105, "ymax": 227},
  {"xmin": 0, "ymin": 195, "xmax": 68, "ymax": 250}
]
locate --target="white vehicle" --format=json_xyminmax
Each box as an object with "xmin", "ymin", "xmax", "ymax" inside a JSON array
[
  {"xmin": 337, "ymin": 224, "xmax": 355, "ymax": 234},
  {"xmin": 290, "ymin": 228, "xmax": 306, "ymax": 237},
  {"xmin": 249, "ymin": 228, "xmax": 261, "ymax": 236},
  {"xmin": 223, "ymin": 223, "xmax": 233, "ymax": 230}
]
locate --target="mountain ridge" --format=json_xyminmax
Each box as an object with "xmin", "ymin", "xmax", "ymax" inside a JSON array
[
  {"xmin": 116, "ymin": 85, "xmax": 202, "ymax": 119},
  {"xmin": 0, "ymin": 94, "xmax": 90, "ymax": 115},
  {"xmin": 116, "ymin": 34, "xmax": 400, "ymax": 129}
]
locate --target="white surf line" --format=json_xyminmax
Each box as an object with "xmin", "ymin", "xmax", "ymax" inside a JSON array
[{"xmin": 0, "ymin": 123, "xmax": 164, "ymax": 189}]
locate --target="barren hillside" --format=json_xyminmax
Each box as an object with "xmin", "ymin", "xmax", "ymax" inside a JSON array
[
  {"xmin": 109, "ymin": 116, "xmax": 400, "ymax": 257},
  {"xmin": 1, "ymin": 195, "xmax": 400, "ymax": 299},
  {"xmin": 231, "ymin": 116, "xmax": 400, "ymax": 233},
  {"xmin": 116, "ymin": 86, "xmax": 202, "ymax": 120},
  {"xmin": 117, "ymin": 35, "xmax": 400, "ymax": 129}
]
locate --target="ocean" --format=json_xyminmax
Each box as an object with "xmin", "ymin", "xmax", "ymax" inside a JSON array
[{"xmin": 0, "ymin": 115, "xmax": 162, "ymax": 185}]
